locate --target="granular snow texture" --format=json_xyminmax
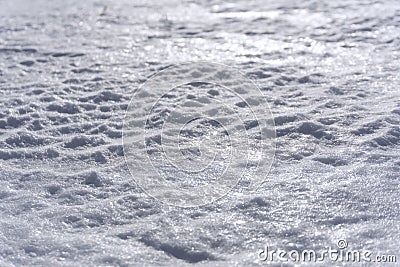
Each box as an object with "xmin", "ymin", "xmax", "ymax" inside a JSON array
[{"xmin": 0, "ymin": 0, "xmax": 399, "ymax": 266}]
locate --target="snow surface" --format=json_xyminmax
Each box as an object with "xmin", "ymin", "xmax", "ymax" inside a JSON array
[{"xmin": 0, "ymin": 0, "xmax": 399, "ymax": 266}]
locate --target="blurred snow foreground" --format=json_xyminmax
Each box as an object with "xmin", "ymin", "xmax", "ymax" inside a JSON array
[{"xmin": 0, "ymin": 0, "xmax": 399, "ymax": 266}]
